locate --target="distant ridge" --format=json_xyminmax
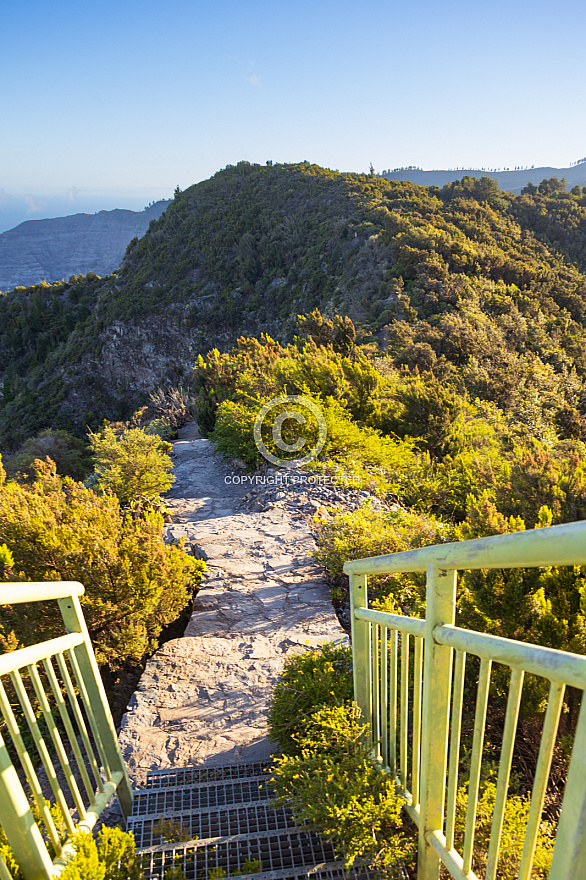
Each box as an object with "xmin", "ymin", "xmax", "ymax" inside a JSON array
[
  {"xmin": 0, "ymin": 201, "xmax": 171, "ymax": 291},
  {"xmin": 380, "ymin": 159, "xmax": 586, "ymax": 193}
]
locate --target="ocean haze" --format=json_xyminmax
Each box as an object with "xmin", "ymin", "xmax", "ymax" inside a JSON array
[{"xmin": 0, "ymin": 189, "xmax": 173, "ymax": 236}]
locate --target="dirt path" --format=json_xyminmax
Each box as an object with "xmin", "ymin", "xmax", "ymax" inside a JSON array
[{"xmin": 118, "ymin": 423, "xmax": 345, "ymax": 784}]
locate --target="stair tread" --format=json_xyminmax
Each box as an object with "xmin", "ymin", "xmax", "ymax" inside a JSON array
[
  {"xmin": 131, "ymin": 763, "xmax": 390, "ymax": 879},
  {"xmin": 128, "ymin": 801, "xmax": 295, "ymax": 849},
  {"xmin": 139, "ymin": 762, "xmax": 270, "ymax": 790},
  {"xmin": 131, "ymin": 778, "xmax": 273, "ymax": 817},
  {"xmin": 141, "ymin": 859, "xmax": 353, "ymax": 880},
  {"xmin": 137, "ymin": 826, "xmax": 340, "ymax": 879},
  {"xmin": 138, "ymin": 826, "xmax": 327, "ymax": 852}
]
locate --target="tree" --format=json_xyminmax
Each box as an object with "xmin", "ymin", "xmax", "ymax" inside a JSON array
[{"xmin": 88, "ymin": 426, "xmax": 175, "ymax": 507}]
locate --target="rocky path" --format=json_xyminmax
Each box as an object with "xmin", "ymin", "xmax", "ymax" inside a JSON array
[{"xmin": 118, "ymin": 423, "xmax": 345, "ymax": 785}]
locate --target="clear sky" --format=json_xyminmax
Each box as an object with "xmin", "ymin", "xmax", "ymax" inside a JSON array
[{"xmin": 1, "ymin": 0, "xmax": 585, "ymax": 232}]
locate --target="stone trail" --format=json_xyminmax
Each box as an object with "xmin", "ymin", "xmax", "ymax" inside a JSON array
[{"xmin": 118, "ymin": 423, "xmax": 345, "ymax": 785}]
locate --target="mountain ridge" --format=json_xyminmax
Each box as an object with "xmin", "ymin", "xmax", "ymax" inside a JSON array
[
  {"xmin": 0, "ymin": 200, "xmax": 171, "ymax": 291},
  {"xmin": 2, "ymin": 161, "xmax": 586, "ymax": 450},
  {"xmin": 381, "ymin": 160, "xmax": 586, "ymax": 193}
]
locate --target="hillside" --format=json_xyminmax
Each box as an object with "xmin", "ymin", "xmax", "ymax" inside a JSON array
[
  {"xmin": 2, "ymin": 161, "xmax": 586, "ymax": 449},
  {"xmin": 0, "ymin": 200, "xmax": 170, "ymax": 291},
  {"xmin": 381, "ymin": 158, "xmax": 586, "ymax": 194}
]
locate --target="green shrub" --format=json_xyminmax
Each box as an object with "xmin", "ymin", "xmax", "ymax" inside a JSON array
[
  {"xmin": 60, "ymin": 826, "xmax": 143, "ymax": 880},
  {"xmin": 0, "ymin": 823, "xmax": 142, "ymax": 880},
  {"xmin": 144, "ymin": 418, "xmax": 178, "ymax": 441},
  {"xmin": 210, "ymin": 388, "xmax": 422, "ymax": 496},
  {"xmin": 148, "ymin": 386, "xmax": 196, "ymax": 429},
  {"xmin": 270, "ymin": 705, "xmax": 412, "ymax": 874},
  {"xmin": 3, "ymin": 429, "xmax": 91, "ymax": 482},
  {"xmin": 88, "ymin": 425, "xmax": 175, "ymax": 507},
  {"xmin": 267, "ymin": 642, "xmax": 353, "ymax": 755},
  {"xmin": 452, "ymin": 781, "xmax": 553, "ymax": 878},
  {"xmin": 314, "ymin": 505, "xmax": 448, "ymax": 607},
  {"xmin": 0, "ymin": 457, "xmax": 205, "ymax": 670},
  {"xmin": 1, "ymin": 803, "xmax": 66, "ymax": 880}
]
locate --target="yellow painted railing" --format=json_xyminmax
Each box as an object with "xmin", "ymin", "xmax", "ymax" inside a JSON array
[
  {"xmin": 0, "ymin": 582, "xmax": 132, "ymax": 880},
  {"xmin": 344, "ymin": 520, "xmax": 586, "ymax": 880}
]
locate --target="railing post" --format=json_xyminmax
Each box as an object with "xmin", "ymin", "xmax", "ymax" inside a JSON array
[
  {"xmin": 548, "ymin": 688, "xmax": 586, "ymax": 877},
  {"xmin": 350, "ymin": 572, "xmax": 372, "ymax": 748},
  {"xmin": 0, "ymin": 731, "xmax": 54, "ymax": 880},
  {"xmin": 418, "ymin": 566, "xmax": 457, "ymax": 880},
  {"xmin": 57, "ymin": 594, "xmax": 133, "ymax": 820}
]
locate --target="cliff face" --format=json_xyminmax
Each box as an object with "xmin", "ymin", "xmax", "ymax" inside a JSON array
[{"xmin": 0, "ymin": 201, "xmax": 170, "ymax": 291}]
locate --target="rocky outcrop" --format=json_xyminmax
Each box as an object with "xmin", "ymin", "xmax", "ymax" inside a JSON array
[{"xmin": 0, "ymin": 201, "xmax": 170, "ymax": 291}]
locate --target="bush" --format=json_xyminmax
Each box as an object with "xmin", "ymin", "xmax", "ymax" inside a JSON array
[
  {"xmin": 144, "ymin": 417, "xmax": 178, "ymax": 441},
  {"xmin": 149, "ymin": 385, "xmax": 196, "ymax": 429},
  {"xmin": 4, "ymin": 428, "xmax": 91, "ymax": 482},
  {"xmin": 88, "ymin": 425, "xmax": 175, "ymax": 508},
  {"xmin": 314, "ymin": 505, "xmax": 448, "ymax": 607},
  {"xmin": 267, "ymin": 642, "xmax": 353, "ymax": 755},
  {"xmin": 452, "ymin": 781, "xmax": 553, "ymax": 878},
  {"xmin": 0, "ymin": 457, "xmax": 205, "ymax": 670},
  {"xmin": 210, "ymin": 389, "xmax": 421, "ymax": 496},
  {"xmin": 0, "ymin": 798, "xmax": 67, "ymax": 879},
  {"xmin": 60, "ymin": 826, "xmax": 143, "ymax": 880},
  {"xmin": 270, "ymin": 705, "xmax": 412, "ymax": 874}
]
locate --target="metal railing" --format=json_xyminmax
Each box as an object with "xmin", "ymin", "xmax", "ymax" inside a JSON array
[
  {"xmin": 344, "ymin": 520, "xmax": 586, "ymax": 880},
  {"xmin": 0, "ymin": 582, "xmax": 133, "ymax": 880}
]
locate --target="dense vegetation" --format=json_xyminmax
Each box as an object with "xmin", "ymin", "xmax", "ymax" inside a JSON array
[
  {"xmin": 268, "ymin": 644, "xmax": 413, "ymax": 874},
  {"xmin": 195, "ymin": 317, "xmax": 577, "ymax": 874},
  {"xmin": 268, "ymin": 644, "xmax": 553, "ymax": 877},
  {"xmin": 198, "ymin": 325, "xmax": 586, "ymax": 672},
  {"xmin": 3, "ymin": 161, "xmax": 586, "ymax": 875},
  {"xmin": 2, "ymin": 163, "xmax": 586, "ymax": 449}
]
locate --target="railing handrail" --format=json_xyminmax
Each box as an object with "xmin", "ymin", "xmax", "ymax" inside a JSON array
[
  {"xmin": 0, "ymin": 580, "xmax": 133, "ymax": 880},
  {"xmin": 343, "ymin": 518, "xmax": 586, "ymax": 575},
  {"xmin": 0, "ymin": 634, "xmax": 85, "ymax": 678},
  {"xmin": 0, "ymin": 582, "xmax": 85, "ymax": 605},
  {"xmin": 348, "ymin": 521, "xmax": 586, "ymax": 880},
  {"xmin": 355, "ymin": 606, "xmax": 586, "ymax": 690},
  {"xmin": 436, "ymin": 624, "xmax": 586, "ymax": 690}
]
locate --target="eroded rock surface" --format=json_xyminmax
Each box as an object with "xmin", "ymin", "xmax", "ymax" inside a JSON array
[{"xmin": 118, "ymin": 423, "xmax": 345, "ymax": 785}]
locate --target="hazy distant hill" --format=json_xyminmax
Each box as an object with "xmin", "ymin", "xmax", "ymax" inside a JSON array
[
  {"xmin": 0, "ymin": 201, "xmax": 171, "ymax": 291},
  {"xmin": 381, "ymin": 160, "xmax": 586, "ymax": 193}
]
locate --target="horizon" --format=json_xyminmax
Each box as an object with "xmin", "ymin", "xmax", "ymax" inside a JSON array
[
  {"xmin": 2, "ymin": 0, "xmax": 585, "ymax": 233},
  {"xmin": 1, "ymin": 154, "xmax": 584, "ymax": 235}
]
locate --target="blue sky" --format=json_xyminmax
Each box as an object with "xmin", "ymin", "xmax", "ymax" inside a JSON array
[{"xmin": 1, "ymin": 0, "xmax": 585, "ymax": 231}]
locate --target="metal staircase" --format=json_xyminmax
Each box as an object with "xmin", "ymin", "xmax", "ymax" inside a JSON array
[{"xmin": 127, "ymin": 761, "xmax": 366, "ymax": 880}]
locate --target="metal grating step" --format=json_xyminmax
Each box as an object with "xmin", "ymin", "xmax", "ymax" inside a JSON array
[
  {"xmin": 132, "ymin": 777, "xmax": 272, "ymax": 818},
  {"xmin": 130, "ymin": 763, "xmax": 401, "ymax": 879},
  {"xmin": 138, "ymin": 827, "xmax": 339, "ymax": 880},
  {"xmin": 140, "ymin": 762, "xmax": 270, "ymax": 789},
  {"xmin": 128, "ymin": 801, "xmax": 297, "ymax": 849},
  {"xmin": 141, "ymin": 857, "xmax": 352, "ymax": 880}
]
